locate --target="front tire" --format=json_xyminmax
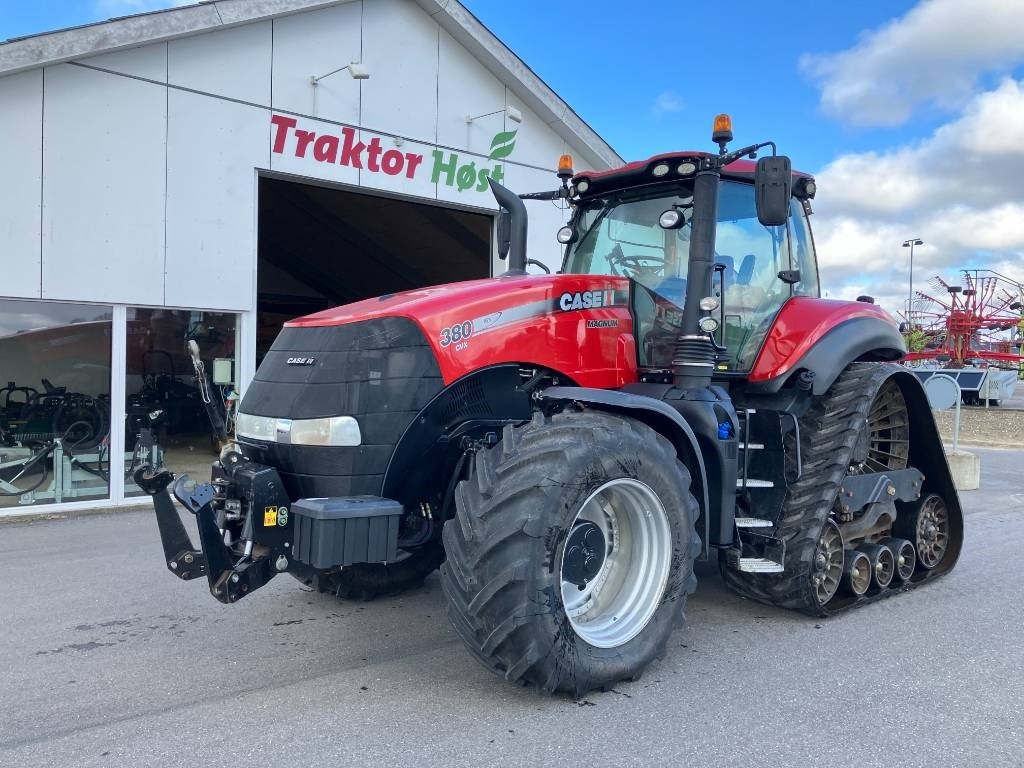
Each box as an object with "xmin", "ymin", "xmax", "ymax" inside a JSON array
[
  {"xmin": 440, "ymin": 410, "xmax": 700, "ymax": 696},
  {"xmin": 313, "ymin": 543, "xmax": 445, "ymax": 600}
]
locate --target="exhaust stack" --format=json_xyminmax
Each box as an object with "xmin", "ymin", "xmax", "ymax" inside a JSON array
[{"xmin": 488, "ymin": 178, "xmax": 528, "ymax": 276}]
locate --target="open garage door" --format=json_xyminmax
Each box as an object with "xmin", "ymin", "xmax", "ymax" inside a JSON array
[{"xmin": 257, "ymin": 176, "xmax": 492, "ymax": 361}]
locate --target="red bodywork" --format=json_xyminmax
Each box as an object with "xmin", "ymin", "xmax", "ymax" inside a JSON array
[
  {"xmin": 289, "ymin": 275, "xmax": 637, "ymax": 388},
  {"xmin": 747, "ymin": 298, "xmax": 901, "ymax": 383},
  {"xmin": 290, "ymin": 275, "xmax": 898, "ymax": 390}
]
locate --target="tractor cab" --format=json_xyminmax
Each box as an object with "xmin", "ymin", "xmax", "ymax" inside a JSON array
[{"xmin": 562, "ymin": 146, "xmax": 819, "ymax": 374}]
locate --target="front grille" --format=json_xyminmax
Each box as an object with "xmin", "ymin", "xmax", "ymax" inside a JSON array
[{"xmin": 238, "ymin": 317, "xmax": 442, "ymax": 500}]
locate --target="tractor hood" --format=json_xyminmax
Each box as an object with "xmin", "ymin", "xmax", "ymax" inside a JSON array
[{"xmin": 286, "ymin": 274, "xmax": 637, "ymax": 388}]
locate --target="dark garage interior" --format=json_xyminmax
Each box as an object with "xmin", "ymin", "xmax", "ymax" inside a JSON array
[{"xmin": 257, "ymin": 177, "xmax": 492, "ymax": 359}]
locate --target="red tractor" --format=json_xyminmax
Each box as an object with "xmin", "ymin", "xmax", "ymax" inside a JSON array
[{"xmin": 138, "ymin": 115, "xmax": 962, "ymax": 696}]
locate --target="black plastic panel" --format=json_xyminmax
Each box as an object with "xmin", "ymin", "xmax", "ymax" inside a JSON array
[{"xmin": 237, "ymin": 318, "xmax": 442, "ymax": 500}]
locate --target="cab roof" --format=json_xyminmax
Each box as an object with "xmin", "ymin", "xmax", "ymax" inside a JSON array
[{"xmin": 573, "ymin": 151, "xmax": 813, "ymax": 199}]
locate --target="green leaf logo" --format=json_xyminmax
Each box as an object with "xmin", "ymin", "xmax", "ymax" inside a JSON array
[{"xmin": 489, "ymin": 129, "xmax": 517, "ymax": 160}]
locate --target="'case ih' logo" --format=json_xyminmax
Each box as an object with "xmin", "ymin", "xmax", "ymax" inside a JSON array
[
  {"xmin": 286, "ymin": 357, "xmax": 316, "ymax": 365},
  {"xmin": 559, "ymin": 290, "xmax": 616, "ymax": 311}
]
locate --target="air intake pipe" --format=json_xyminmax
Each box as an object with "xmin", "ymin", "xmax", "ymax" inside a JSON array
[
  {"xmin": 488, "ymin": 178, "xmax": 528, "ymax": 276},
  {"xmin": 673, "ymin": 167, "xmax": 720, "ymax": 390}
]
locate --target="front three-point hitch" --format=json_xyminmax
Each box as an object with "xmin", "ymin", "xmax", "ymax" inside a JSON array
[{"xmin": 134, "ymin": 466, "xmax": 275, "ymax": 604}]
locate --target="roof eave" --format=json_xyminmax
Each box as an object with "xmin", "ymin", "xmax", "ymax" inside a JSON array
[{"xmin": 0, "ymin": 0, "xmax": 345, "ymax": 76}]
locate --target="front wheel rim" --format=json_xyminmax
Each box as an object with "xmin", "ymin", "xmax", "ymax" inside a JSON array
[{"xmin": 560, "ymin": 478, "xmax": 673, "ymax": 649}]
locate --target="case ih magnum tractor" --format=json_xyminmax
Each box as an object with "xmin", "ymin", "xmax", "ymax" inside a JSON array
[{"xmin": 138, "ymin": 115, "xmax": 962, "ymax": 696}]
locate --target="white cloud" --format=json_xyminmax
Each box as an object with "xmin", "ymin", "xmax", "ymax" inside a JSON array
[
  {"xmin": 800, "ymin": 0, "xmax": 1024, "ymax": 127},
  {"xmin": 811, "ymin": 80, "xmax": 1024, "ymax": 317},
  {"xmin": 650, "ymin": 90, "xmax": 684, "ymax": 118},
  {"xmin": 93, "ymin": 0, "xmax": 193, "ymax": 16},
  {"xmin": 815, "ymin": 79, "xmax": 1024, "ymax": 218}
]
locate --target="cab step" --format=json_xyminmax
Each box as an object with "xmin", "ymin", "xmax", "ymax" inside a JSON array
[
  {"xmin": 735, "ymin": 517, "xmax": 773, "ymax": 528},
  {"xmin": 737, "ymin": 478, "xmax": 774, "ymax": 488}
]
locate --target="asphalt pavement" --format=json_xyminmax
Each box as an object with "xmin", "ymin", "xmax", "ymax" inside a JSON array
[{"xmin": 1, "ymin": 448, "xmax": 1022, "ymax": 768}]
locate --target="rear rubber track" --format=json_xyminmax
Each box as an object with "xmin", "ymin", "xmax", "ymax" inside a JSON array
[{"xmin": 721, "ymin": 362, "xmax": 902, "ymax": 615}]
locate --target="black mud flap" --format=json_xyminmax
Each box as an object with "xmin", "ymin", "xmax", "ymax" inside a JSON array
[{"xmin": 134, "ymin": 466, "xmax": 274, "ymax": 604}]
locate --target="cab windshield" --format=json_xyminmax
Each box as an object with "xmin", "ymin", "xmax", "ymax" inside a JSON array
[{"xmin": 563, "ymin": 180, "xmax": 819, "ymax": 370}]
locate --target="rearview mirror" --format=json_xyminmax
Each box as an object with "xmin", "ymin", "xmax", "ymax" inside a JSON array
[{"xmin": 754, "ymin": 155, "xmax": 792, "ymax": 227}]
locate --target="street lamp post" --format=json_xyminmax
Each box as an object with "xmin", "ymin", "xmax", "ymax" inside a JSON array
[{"xmin": 902, "ymin": 238, "xmax": 924, "ymax": 326}]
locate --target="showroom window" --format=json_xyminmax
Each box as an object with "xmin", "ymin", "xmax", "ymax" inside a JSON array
[
  {"xmin": 124, "ymin": 308, "xmax": 239, "ymax": 497},
  {"xmin": 0, "ymin": 300, "xmax": 112, "ymax": 508}
]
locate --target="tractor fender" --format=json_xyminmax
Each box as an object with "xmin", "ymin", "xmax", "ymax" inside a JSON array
[
  {"xmin": 748, "ymin": 316, "xmax": 905, "ymax": 395},
  {"xmin": 382, "ymin": 364, "xmax": 533, "ymax": 506},
  {"xmin": 537, "ymin": 385, "xmax": 711, "ymax": 545}
]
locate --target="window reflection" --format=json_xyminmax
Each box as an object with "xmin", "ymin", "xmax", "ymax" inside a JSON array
[
  {"xmin": 125, "ymin": 309, "xmax": 237, "ymax": 495},
  {"xmin": 0, "ymin": 300, "xmax": 112, "ymax": 507}
]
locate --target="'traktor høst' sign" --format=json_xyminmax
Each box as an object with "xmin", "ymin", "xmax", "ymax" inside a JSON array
[{"xmin": 270, "ymin": 114, "xmax": 515, "ymax": 193}]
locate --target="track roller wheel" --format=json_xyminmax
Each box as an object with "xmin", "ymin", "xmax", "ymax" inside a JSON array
[
  {"xmin": 841, "ymin": 549, "xmax": 871, "ymax": 596},
  {"xmin": 895, "ymin": 493, "xmax": 951, "ymax": 571},
  {"xmin": 858, "ymin": 543, "xmax": 895, "ymax": 589},
  {"xmin": 811, "ymin": 520, "xmax": 844, "ymax": 605},
  {"xmin": 440, "ymin": 410, "xmax": 700, "ymax": 696},
  {"xmin": 881, "ymin": 538, "xmax": 916, "ymax": 581}
]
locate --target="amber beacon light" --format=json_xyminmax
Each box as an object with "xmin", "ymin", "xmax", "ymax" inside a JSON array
[{"xmin": 712, "ymin": 113, "xmax": 733, "ymax": 152}]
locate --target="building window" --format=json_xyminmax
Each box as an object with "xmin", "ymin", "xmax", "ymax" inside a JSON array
[
  {"xmin": 0, "ymin": 300, "xmax": 112, "ymax": 508},
  {"xmin": 125, "ymin": 308, "xmax": 238, "ymax": 496}
]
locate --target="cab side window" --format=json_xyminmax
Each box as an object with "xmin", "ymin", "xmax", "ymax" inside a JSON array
[
  {"xmin": 788, "ymin": 199, "xmax": 820, "ymax": 297},
  {"xmin": 714, "ymin": 181, "xmax": 790, "ymax": 370}
]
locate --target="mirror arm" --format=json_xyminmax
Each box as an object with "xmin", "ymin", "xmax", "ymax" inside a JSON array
[{"xmin": 719, "ymin": 140, "xmax": 776, "ymax": 167}]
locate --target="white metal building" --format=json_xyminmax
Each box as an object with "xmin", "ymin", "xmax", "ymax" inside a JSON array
[{"xmin": 0, "ymin": 0, "xmax": 620, "ymax": 515}]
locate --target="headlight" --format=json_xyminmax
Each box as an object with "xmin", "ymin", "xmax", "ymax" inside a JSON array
[
  {"xmin": 236, "ymin": 413, "xmax": 362, "ymax": 446},
  {"xmin": 651, "ymin": 163, "xmax": 670, "ymax": 178},
  {"xmin": 658, "ymin": 209, "xmax": 682, "ymax": 229},
  {"xmin": 677, "ymin": 161, "xmax": 697, "ymax": 175},
  {"xmin": 699, "ymin": 316, "xmax": 720, "ymax": 333},
  {"xmin": 556, "ymin": 225, "xmax": 575, "ymax": 244},
  {"xmin": 575, "ymin": 179, "xmax": 590, "ymax": 194}
]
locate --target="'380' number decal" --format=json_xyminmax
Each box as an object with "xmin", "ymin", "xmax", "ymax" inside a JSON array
[{"xmin": 439, "ymin": 321, "xmax": 473, "ymax": 347}]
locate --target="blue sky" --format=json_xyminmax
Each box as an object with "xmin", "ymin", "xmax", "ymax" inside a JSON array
[{"xmin": 3, "ymin": 0, "xmax": 1023, "ymax": 313}]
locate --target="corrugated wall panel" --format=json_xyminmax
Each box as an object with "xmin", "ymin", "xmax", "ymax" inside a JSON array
[
  {"xmin": 41, "ymin": 64, "xmax": 166, "ymax": 305},
  {"xmin": 168, "ymin": 22, "xmax": 271, "ymax": 106},
  {"xmin": 0, "ymin": 70, "xmax": 43, "ymax": 299},
  {"xmin": 359, "ymin": 0, "xmax": 439, "ymax": 143},
  {"xmin": 436, "ymin": 28, "xmax": 507, "ymax": 159},
  {"xmin": 506, "ymin": 91, "xmax": 571, "ymax": 171},
  {"xmin": 164, "ymin": 90, "xmax": 269, "ymax": 310},
  {"xmin": 271, "ymin": 4, "xmax": 362, "ymax": 126}
]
